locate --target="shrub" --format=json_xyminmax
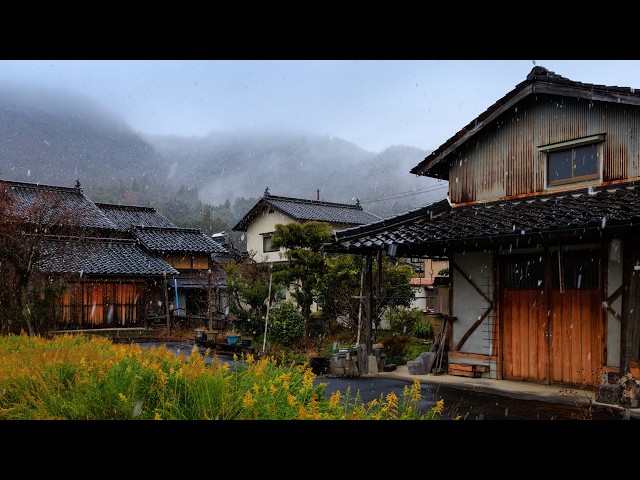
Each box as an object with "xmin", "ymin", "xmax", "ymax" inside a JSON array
[
  {"xmin": 413, "ymin": 322, "xmax": 433, "ymax": 340},
  {"xmin": 377, "ymin": 333, "xmax": 413, "ymax": 365},
  {"xmin": 267, "ymin": 301, "xmax": 304, "ymax": 347},
  {"xmin": 386, "ymin": 307, "xmax": 424, "ymax": 336}
]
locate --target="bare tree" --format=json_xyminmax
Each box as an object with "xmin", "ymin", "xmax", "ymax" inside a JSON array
[{"xmin": 0, "ymin": 184, "xmax": 75, "ymax": 336}]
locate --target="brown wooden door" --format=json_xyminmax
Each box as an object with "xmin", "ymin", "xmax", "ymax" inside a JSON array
[
  {"xmin": 549, "ymin": 252, "xmax": 604, "ymax": 386},
  {"xmin": 501, "ymin": 256, "xmax": 549, "ymax": 383},
  {"xmin": 501, "ymin": 250, "xmax": 604, "ymax": 386}
]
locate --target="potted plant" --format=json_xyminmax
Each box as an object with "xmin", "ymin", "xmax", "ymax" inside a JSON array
[{"xmin": 225, "ymin": 331, "xmax": 241, "ymax": 345}]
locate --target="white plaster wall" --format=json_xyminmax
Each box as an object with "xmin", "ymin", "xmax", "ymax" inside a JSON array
[
  {"xmin": 245, "ymin": 211, "xmax": 295, "ymax": 263},
  {"xmin": 410, "ymin": 286, "xmax": 427, "ymax": 311},
  {"xmin": 607, "ymin": 238, "xmax": 622, "ymax": 368},
  {"xmin": 451, "ymin": 251, "xmax": 495, "ymax": 356}
]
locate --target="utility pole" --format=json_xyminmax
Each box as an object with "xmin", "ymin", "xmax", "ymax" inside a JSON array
[{"xmin": 207, "ymin": 269, "xmax": 213, "ymax": 331}]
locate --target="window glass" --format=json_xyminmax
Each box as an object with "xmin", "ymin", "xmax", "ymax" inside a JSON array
[
  {"xmin": 549, "ymin": 151, "xmax": 572, "ymax": 184},
  {"xmin": 548, "ymin": 143, "xmax": 599, "ymax": 186},
  {"xmin": 263, "ymin": 234, "xmax": 277, "ymax": 253},
  {"xmin": 572, "ymin": 144, "xmax": 598, "ymax": 177}
]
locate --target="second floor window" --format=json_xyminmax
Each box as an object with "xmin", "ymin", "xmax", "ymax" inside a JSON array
[
  {"xmin": 263, "ymin": 233, "xmax": 278, "ymax": 253},
  {"xmin": 540, "ymin": 134, "xmax": 604, "ymax": 188},
  {"xmin": 548, "ymin": 143, "xmax": 599, "ymax": 186}
]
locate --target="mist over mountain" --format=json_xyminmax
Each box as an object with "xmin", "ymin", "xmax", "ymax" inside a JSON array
[
  {"xmin": 144, "ymin": 129, "xmax": 446, "ymax": 217},
  {"xmin": 0, "ymin": 84, "xmax": 447, "ymax": 226},
  {"xmin": 0, "ymin": 83, "xmax": 165, "ymax": 189}
]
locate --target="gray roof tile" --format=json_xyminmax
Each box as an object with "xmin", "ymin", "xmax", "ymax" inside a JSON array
[
  {"xmin": 131, "ymin": 226, "xmax": 229, "ymax": 255},
  {"xmin": 233, "ymin": 192, "xmax": 382, "ymax": 231},
  {"xmin": 96, "ymin": 203, "xmax": 177, "ymax": 230},
  {"xmin": 1, "ymin": 180, "xmax": 118, "ymax": 231},
  {"xmin": 38, "ymin": 237, "xmax": 179, "ymax": 275},
  {"xmin": 328, "ymin": 180, "xmax": 640, "ymax": 256}
]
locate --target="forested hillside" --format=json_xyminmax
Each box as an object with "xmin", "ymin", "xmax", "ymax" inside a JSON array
[{"xmin": 0, "ymin": 84, "xmax": 448, "ymax": 249}]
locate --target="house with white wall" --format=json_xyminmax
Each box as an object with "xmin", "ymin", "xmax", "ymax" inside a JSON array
[
  {"xmin": 233, "ymin": 188, "xmax": 381, "ymax": 265},
  {"xmin": 232, "ymin": 187, "xmax": 382, "ymax": 304}
]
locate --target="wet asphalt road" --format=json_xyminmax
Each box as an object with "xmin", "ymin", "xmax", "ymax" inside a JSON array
[
  {"xmin": 139, "ymin": 342, "xmax": 631, "ymax": 420},
  {"xmin": 316, "ymin": 375, "xmax": 629, "ymax": 420}
]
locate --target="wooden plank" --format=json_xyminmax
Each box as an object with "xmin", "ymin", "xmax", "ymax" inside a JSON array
[
  {"xmin": 448, "ymin": 365, "xmax": 481, "ymax": 378},
  {"xmin": 449, "ymin": 363, "xmax": 475, "ymax": 372},
  {"xmin": 503, "ymin": 289, "xmax": 514, "ymax": 377},
  {"xmin": 448, "ymin": 363, "xmax": 490, "ymax": 373},
  {"xmin": 447, "ymin": 352, "xmax": 495, "ymax": 361},
  {"xmin": 535, "ymin": 288, "xmax": 547, "ymax": 381},
  {"xmin": 448, "ymin": 368, "xmax": 478, "ymax": 377}
]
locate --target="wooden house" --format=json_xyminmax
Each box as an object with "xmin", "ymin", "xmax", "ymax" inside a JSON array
[
  {"xmin": 327, "ymin": 66, "xmax": 640, "ymax": 387},
  {"xmin": 0, "ymin": 180, "xmax": 179, "ymax": 329},
  {"xmin": 0, "ymin": 180, "xmax": 230, "ymax": 330},
  {"xmin": 97, "ymin": 203, "xmax": 230, "ymax": 320}
]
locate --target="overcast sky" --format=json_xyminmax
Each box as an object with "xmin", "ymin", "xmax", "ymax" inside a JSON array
[{"xmin": 2, "ymin": 59, "xmax": 640, "ymax": 153}]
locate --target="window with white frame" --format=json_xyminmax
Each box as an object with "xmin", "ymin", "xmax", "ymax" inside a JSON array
[{"xmin": 539, "ymin": 134, "xmax": 604, "ymax": 188}]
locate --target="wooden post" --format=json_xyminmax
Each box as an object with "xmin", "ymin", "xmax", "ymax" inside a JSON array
[
  {"xmin": 365, "ymin": 254, "xmax": 373, "ymax": 354},
  {"xmin": 207, "ymin": 269, "xmax": 213, "ymax": 330},
  {"xmin": 163, "ymin": 271, "xmax": 171, "ymax": 338}
]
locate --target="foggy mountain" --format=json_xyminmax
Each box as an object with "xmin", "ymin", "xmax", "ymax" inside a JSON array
[
  {"xmin": 0, "ymin": 84, "xmax": 447, "ymax": 223},
  {"xmin": 144, "ymin": 130, "xmax": 447, "ymax": 217}
]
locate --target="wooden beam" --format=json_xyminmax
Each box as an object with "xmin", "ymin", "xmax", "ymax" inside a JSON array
[{"xmin": 454, "ymin": 308, "xmax": 493, "ymax": 352}]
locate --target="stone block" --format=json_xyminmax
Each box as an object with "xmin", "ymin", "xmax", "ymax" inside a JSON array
[
  {"xmin": 407, "ymin": 359, "xmax": 426, "ymax": 375},
  {"xmin": 595, "ymin": 383, "xmax": 622, "ymax": 405},
  {"xmin": 418, "ymin": 352, "xmax": 437, "ymax": 374}
]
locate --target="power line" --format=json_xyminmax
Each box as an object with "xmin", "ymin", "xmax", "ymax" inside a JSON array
[{"xmin": 359, "ymin": 183, "xmax": 448, "ymax": 205}]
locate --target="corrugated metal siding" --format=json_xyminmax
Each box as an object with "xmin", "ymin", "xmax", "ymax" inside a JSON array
[{"xmin": 449, "ymin": 95, "xmax": 640, "ymax": 204}]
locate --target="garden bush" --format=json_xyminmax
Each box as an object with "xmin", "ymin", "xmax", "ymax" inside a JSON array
[{"xmin": 267, "ymin": 301, "xmax": 304, "ymax": 347}]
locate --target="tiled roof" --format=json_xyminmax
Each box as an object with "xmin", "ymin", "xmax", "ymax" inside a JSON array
[
  {"xmin": 412, "ymin": 66, "xmax": 640, "ymax": 180},
  {"xmin": 0, "ymin": 180, "xmax": 118, "ymax": 231},
  {"xmin": 233, "ymin": 190, "xmax": 382, "ymax": 231},
  {"xmin": 327, "ymin": 180, "xmax": 640, "ymax": 257},
  {"xmin": 96, "ymin": 203, "xmax": 177, "ymax": 230},
  {"xmin": 131, "ymin": 226, "xmax": 229, "ymax": 255},
  {"xmin": 38, "ymin": 237, "xmax": 179, "ymax": 275}
]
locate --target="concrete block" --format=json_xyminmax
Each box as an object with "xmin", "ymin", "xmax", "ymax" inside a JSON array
[{"xmin": 368, "ymin": 354, "xmax": 378, "ymax": 374}]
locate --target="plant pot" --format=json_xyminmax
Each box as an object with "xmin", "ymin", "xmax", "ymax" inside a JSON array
[
  {"xmin": 206, "ymin": 331, "xmax": 219, "ymax": 342},
  {"xmin": 226, "ymin": 335, "xmax": 240, "ymax": 345},
  {"xmin": 630, "ymin": 360, "xmax": 640, "ymax": 378}
]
